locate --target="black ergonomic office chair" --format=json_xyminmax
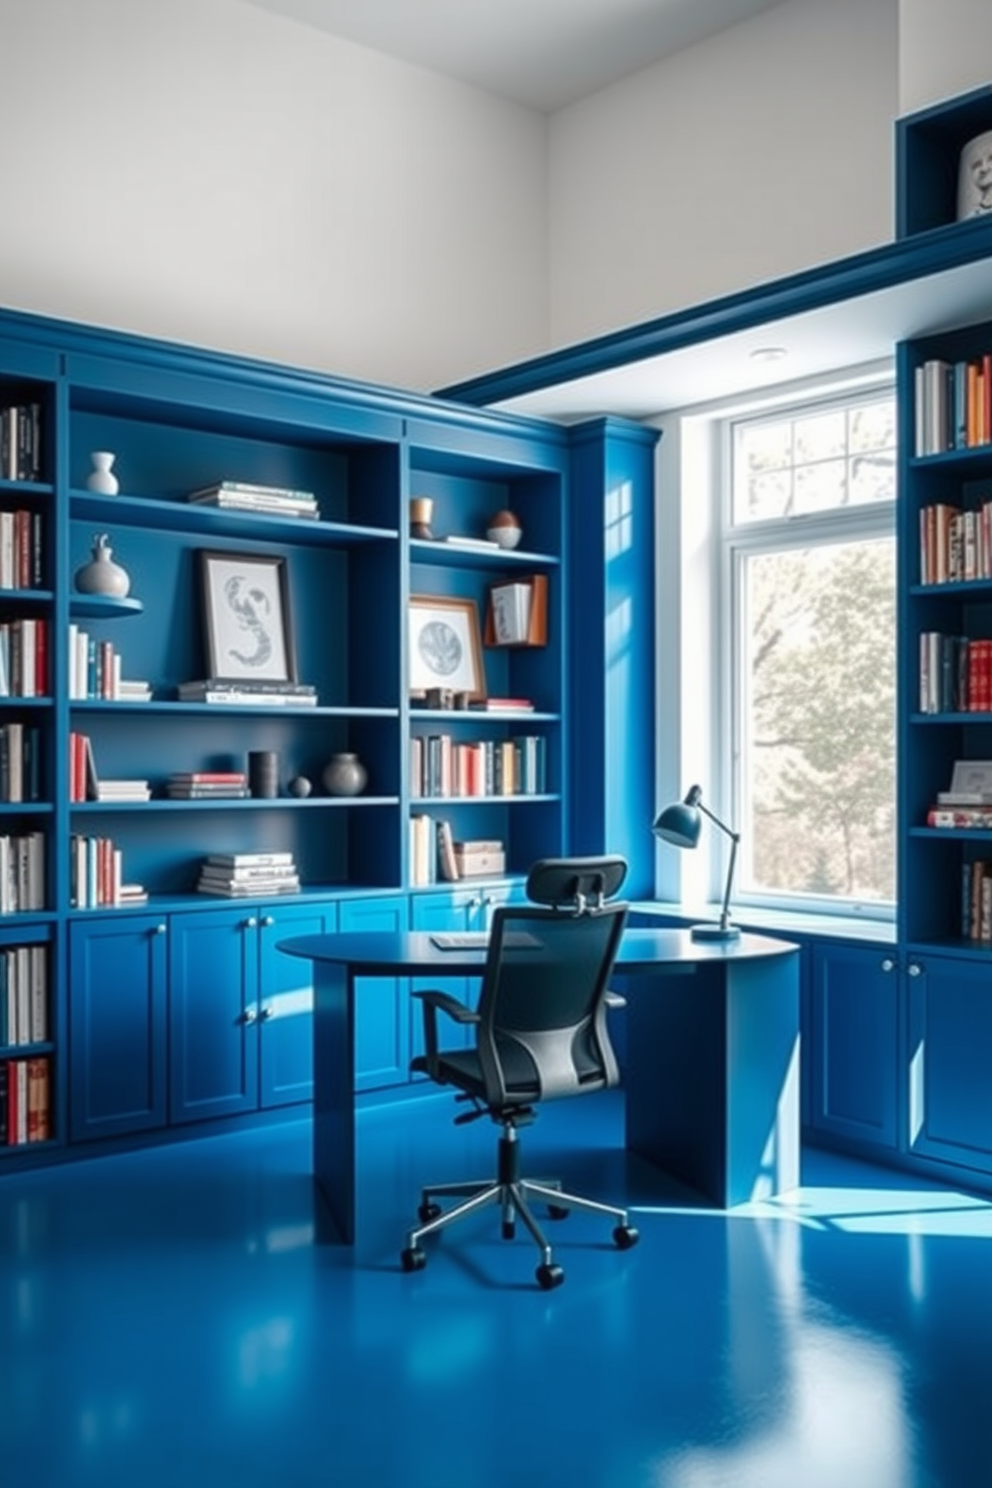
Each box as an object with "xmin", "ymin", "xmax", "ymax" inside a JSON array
[{"xmin": 400, "ymin": 855, "xmax": 639, "ymax": 1290}]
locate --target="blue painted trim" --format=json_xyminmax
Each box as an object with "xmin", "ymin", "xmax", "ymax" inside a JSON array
[
  {"xmin": 1, "ymin": 305, "xmax": 570, "ymax": 449},
  {"xmin": 437, "ymin": 222, "xmax": 992, "ymax": 406}
]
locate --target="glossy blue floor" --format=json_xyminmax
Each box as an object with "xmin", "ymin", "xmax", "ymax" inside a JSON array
[{"xmin": 2, "ymin": 1092, "xmax": 991, "ymax": 1488}]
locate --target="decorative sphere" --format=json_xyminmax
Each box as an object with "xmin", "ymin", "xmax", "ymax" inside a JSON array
[
  {"xmin": 288, "ymin": 775, "xmax": 312, "ymax": 798},
  {"xmin": 486, "ymin": 509, "xmax": 522, "ymax": 549}
]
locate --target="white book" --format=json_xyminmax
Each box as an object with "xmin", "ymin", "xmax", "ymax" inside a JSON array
[
  {"xmin": 18, "ymin": 618, "xmax": 36, "ymax": 697},
  {"xmin": 0, "ymin": 510, "xmax": 14, "ymax": 588},
  {"xmin": 206, "ymin": 851, "xmax": 294, "ymax": 867},
  {"xmin": 15, "ymin": 945, "xmax": 31, "ymax": 1045}
]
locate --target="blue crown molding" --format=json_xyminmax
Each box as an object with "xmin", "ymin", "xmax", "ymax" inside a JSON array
[{"xmin": 436, "ymin": 218, "xmax": 992, "ymax": 408}]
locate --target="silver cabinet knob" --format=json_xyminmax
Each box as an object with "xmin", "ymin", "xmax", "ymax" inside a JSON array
[
  {"xmin": 259, "ymin": 1006, "xmax": 273, "ymax": 1022},
  {"xmin": 907, "ymin": 962, "xmax": 922, "ymax": 977},
  {"xmin": 242, "ymin": 1007, "xmax": 257, "ymax": 1024},
  {"xmin": 154, "ymin": 923, "xmax": 167, "ymax": 935},
  {"xmin": 261, "ymin": 916, "xmax": 275, "ymax": 928},
  {"xmin": 880, "ymin": 957, "xmax": 895, "ymax": 972},
  {"xmin": 244, "ymin": 916, "xmax": 258, "ymax": 929}
]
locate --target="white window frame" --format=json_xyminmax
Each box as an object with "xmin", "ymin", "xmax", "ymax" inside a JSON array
[
  {"xmin": 722, "ymin": 382, "xmax": 897, "ymax": 919},
  {"xmin": 653, "ymin": 361, "xmax": 897, "ymax": 923}
]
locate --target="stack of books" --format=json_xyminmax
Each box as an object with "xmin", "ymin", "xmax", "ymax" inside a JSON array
[
  {"xmin": 95, "ymin": 779, "xmax": 152, "ymax": 802},
  {"xmin": 166, "ymin": 771, "xmax": 248, "ymax": 800},
  {"xmin": 196, "ymin": 851, "xmax": 301, "ymax": 897},
  {"xmin": 186, "ymin": 480, "xmax": 320, "ymax": 520},
  {"xmin": 177, "ymin": 679, "xmax": 318, "ymax": 707}
]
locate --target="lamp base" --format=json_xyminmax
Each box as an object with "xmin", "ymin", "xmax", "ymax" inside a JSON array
[{"xmin": 690, "ymin": 922, "xmax": 741, "ymax": 942}]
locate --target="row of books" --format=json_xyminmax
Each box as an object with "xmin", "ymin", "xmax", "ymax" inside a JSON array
[
  {"xmin": 918, "ymin": 500, "xmax": 992, "ymax": 584},
  {"xmin": 0, "ymin": 832, "xmax": 45, "ymax": 914},
  {"xmin": 0, "ymin": 1055, "xmax": 51, "ymax": 1145},
  {"xmin": 0, "ymin": 508, "xmax": 43, "ymax": 590},
  {"xmin": 0, "ymin": 402, "xmax": 43, "ymax": 484},
  {"xmin": 410, "ymin": 734, "xmax": 548, "ymax": 798},
  {"xmin": 961, "ymin": 861, "xmax": 992, "ymax": 941},
  {"xmin": 0, "ymin": 617, "xmax": 49, "ymax": 697},
  {"xmin": 1, "ymin": 944, "xmax": 48, "ymax": 1047},
  {"xmin": 70, "ymin": 835, "xmax": 146, "ymax": 908},
  {"xmin": 927, "ymin": 807, "xmax": 992, "ymax": 828},
  {"xmin": 918, "ymin": 634, "xmax": 992, "ymax": 714},
  {"xmin": 177, "ymin": 678, "xmax": 317, "ymax": 707},
  {"xmin": 186, "ymin": 480, "xmax": 320, "ymax": 520},
  {"xmin": 68, "ymin": 624, "xmax": 151, "ymax": 701},
  {"xmin": 196, "ymin": 851, "xmax": 300, "ymax": 897},
  {"xmin": 0, "ymin": 722, "xmax": 42, "ymax": 803},
  {"xmin": 410, "ymin": 814, "xmax": 440, "ymax": 886},
  {"xmin": 914, "ymin": 354, "xmax": 992, "ymax": 456}
]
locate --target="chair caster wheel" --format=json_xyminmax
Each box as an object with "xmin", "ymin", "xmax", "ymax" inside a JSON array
[
  {"xmin": 613, "ymin": 1224, "xmax": 640, "ymax": 1250},
  {"xmin": 401, "ymin": 1246, "xmax": 426, "ymax": 1272},
  {"xmin": 536, "ymin": 1262, "xmax": 564, "ymax": 1290},
  {"xmin": 501, "ymin": 1220, "xmax": 516, "ymax": 1240},
  {"xmin": 547, "ymin": 1204, "xmax": 570, "ymax": 1220},
  {"xmin": 418, "ymin": 1201, "xmax": 442, "ymax": 1224}
]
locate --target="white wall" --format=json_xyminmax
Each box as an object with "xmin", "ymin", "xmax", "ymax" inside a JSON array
[
  {"xmin": 899, "ymin": 0, "xmax": 992, "ymax": 113},
  {"xmin": 547, "ymin": 0, "xmax": 899, "ymax": 349},
  {"xmin": 0, "ymin": 0, "xmax": 548, "ymax": 392}
]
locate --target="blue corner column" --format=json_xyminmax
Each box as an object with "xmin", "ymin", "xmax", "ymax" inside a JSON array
[{"xmin": 567, "ymin": 418, "xmax": 661, "ymax": 899}]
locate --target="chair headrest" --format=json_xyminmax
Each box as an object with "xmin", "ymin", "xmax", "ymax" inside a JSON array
[{"xmin": 525, "ymin": 855, "xmax": 628, "ymax": 910}]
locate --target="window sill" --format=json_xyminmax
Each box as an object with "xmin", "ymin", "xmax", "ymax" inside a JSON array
[{"xmin": 630, "ymin": 899, "xmax": 897, "ymax": 945}]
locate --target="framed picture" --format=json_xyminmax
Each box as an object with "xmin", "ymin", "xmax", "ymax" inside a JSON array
[
  {"xmin": 409, "ymin": 594, "xmax": 485, "ymax": 700},
  {"xmin": 198, "ymin": 549, "xmax": 297, "ymax": 683}
]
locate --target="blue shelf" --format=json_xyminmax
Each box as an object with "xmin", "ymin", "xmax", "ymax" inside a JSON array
[
  {"xmin": 70, "ymin": 594, "xmax": 144, "ymax": 618},
  {"xmin": 409, "ymin": 538, "xmax": 558, "ymax": 570},
  {"xmin": 70, "ymin": 490, "xmax": 399, "ymax": 546}
]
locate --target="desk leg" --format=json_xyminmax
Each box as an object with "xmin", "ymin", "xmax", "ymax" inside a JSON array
[
  {"xmin": 625, "ymin": 953, "xmax": 799, "ymax": 1207},
  {"xmin": 312, "ymin": 961, "xmax": 356, "ymax": 1243}
]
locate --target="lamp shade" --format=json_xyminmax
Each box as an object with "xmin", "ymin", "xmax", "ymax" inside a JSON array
[{"xmin": 652, "ymin": 800, "xmax": 702, "ymax": 849}]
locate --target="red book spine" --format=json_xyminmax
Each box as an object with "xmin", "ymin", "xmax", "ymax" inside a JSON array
[{"xmin": 35, "ymin": 618, "xmax": 47, "ymax": 695}]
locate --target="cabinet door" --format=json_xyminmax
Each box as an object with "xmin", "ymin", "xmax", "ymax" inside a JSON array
[
  {"xmin": 907, "ymin": 954, "xmax": 992, "ymax": 1174},
  {"xmin": 169, "ymin": 908, "xmax": 259, "ymax": 1124},
  {"xmin": 68, "ymin": 915, "xmax": 168, "ymax": 1141},
  {"xmin": 258, "ymin": 901, "xmax": 337, "ymax": 1110},
  {"xmin": 338, "ymin": 895, "xmax": 409, "ymax": 1091},
  {"xmin": 810, "ymin": 942, "xmax": 899, "ymax": 1149}
]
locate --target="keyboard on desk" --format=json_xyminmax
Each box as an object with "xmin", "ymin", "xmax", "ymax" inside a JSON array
[
  {"xmin": 429, "ymin": 931, "xmax": 542, "ymax": 951},
  {"xmin": 430, "ymin": 932, "xmax": 491, "ymax": 950}
]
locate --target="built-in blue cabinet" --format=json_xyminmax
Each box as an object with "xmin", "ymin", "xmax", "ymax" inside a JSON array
[
  {"xmin": 338, "ymin": 894, "xmax": 409, "ymax": 1091},
  {"xmin": 809, "ymin": 941, "xmax": 900, "ymax": 1150},
  {"xmin": 906, "ymin": 951, "xmax": 992, "ymax": 1176},
  {"xmin": 258, "ymin": 902, "xmax": 335, "ymax": 1109},
  {"xmin": 169, "ymin": 907, "xmax": 259, "ymax": 1124},
  {"xmin": 69, "ymin": 914, "xmax": 168, "ymax": 1142}
]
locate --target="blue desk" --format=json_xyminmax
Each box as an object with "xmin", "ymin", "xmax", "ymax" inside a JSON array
[{"xmin": 280, "ymin": 928, "xmax": 800, "ymax": 1242}]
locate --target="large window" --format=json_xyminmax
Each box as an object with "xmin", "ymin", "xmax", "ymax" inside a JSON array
[{"xmin": 725, "ymin": 389, "xmax": 897, "ymax": 912}]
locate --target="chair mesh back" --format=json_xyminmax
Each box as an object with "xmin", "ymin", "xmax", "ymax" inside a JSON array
[{"xmin": 475, "ymin": 903, "xmax": 627, "ymax": 1106}]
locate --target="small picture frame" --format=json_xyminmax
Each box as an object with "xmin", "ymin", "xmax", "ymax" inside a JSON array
[
  {"xmin": 409, "ymin": 594, "xmax": 485, "ymax": 700},
  {"xmin": 198, "ymin": 549, "xmax": 297, "ymax": 683}
]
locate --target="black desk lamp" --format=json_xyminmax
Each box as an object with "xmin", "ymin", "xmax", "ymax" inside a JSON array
[{"xmin": 653, "ymin": 784, "xmax": 741, "ymax": 941}]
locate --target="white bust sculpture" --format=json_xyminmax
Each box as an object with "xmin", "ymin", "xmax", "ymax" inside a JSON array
[{"xmin": 957, "ymin": 129, "xmax": 992, "ymax": 220}]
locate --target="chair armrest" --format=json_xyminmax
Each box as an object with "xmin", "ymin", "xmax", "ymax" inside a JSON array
[
  {"xmin": 411, "ymin": 988, "xmax": 480, "ymax": 1079},
  {"xmin": 605, "ymin": 990, "xmax": 626, "ymax": 1010},
  {"xmin": 412, "ymin": 988, "xmax": 479, "ymax": 1024}
]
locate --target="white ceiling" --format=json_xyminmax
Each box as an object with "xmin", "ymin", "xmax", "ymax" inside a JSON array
[{"xmin": 240, "ymin": 0, "xmax": 785, "ymax": 112}]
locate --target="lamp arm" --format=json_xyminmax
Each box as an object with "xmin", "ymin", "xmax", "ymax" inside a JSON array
[
  {"xmin": 718, "ymin": 831, "xmax": 739, "ymax": 931},
  {"xmin": 695, "ymin": 799, "xmax": 736, "ymax": 840}
]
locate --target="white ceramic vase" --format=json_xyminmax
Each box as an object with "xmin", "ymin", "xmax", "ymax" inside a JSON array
[
  {"xmin": 74, "ymin": 533, "xmax": 131, "ymax": 597},
  {"xmin": 86, "ymin": 451, "xmax": 120, "ymax": 495}
]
